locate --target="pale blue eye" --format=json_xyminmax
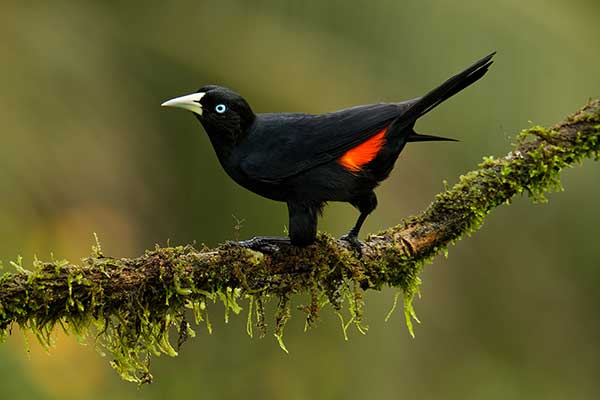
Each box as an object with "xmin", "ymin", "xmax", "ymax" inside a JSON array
[{"xmin": 215, "ymin": 104, "xmax": 227, "ymax": 114}]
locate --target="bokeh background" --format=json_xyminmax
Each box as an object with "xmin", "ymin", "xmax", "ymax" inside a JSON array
[{"xmin": 1, "ymin": 1, "xmax": 600, "ymax": 399}]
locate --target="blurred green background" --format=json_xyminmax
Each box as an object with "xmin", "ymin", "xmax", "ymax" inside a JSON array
[{"xmin": 1, "ymin": 0, "xmax": 600, "ymax": 399}]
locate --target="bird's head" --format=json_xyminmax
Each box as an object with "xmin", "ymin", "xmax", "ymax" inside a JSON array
[{"xmin": 162, "ymin": 85, "xmax": 255, "ymax": 147}]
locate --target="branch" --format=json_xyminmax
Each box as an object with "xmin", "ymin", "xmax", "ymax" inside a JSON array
[{"xmin": 1, "ymin": 100, "xmax": 599, "ymax": 383}]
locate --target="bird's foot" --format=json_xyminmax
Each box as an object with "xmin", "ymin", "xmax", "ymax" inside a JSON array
[
  {"xmin": 340, "ymin": 233, "xmax": 364, "ymax": 257},
  {"xmin": 228, "ymin": 236, "xmax": 291, "ymax": 253}
]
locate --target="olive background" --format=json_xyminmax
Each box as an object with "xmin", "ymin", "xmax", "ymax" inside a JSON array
[{"xmin": 1, "ymin": 1, "xmax": 600, "ymax": 399}]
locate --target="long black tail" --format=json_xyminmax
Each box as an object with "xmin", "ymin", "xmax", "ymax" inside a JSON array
[
  {"xmin": 407, "ymin": 132, "xmax": 459, "ymax": 142},
  {"xmin": 400, "ymin": 52, "xmax": 496, "ymax": 142}
]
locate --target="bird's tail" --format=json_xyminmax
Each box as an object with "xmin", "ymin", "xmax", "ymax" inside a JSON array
[
  {"xmin": 393, "ymin": 52, "xmax": 496, "ymax": 137},
  {"xmin": 407, "ymin": 131, "xmax": 458, "ymax": 142}
]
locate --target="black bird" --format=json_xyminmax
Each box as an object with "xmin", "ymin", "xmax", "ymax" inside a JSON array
[{"xmin": 162, "ymin": 52, "xmax": 495, "ymax": 253}]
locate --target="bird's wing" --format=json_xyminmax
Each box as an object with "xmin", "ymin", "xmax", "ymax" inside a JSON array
[{"xmin": 239, "ymin": 102, "xmax": 411, "ymax": 183}]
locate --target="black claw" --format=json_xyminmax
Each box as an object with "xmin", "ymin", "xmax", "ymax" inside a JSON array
[
  {"xmin": 340, "ymin": 233, "xmax": 364, "ymax": 257},
  {"xmin": 228, "ymin": 237, "xmax": 287, "ymax": 254}
]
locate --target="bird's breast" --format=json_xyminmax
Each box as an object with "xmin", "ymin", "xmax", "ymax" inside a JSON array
[{"xmin": 218, "ymin": 152, "xmax": 290, "ymax": 202}]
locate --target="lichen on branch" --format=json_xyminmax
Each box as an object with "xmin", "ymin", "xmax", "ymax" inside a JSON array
[{"xmin": 0, "ymin": 100, "xmax": 599, "ymax": 384}]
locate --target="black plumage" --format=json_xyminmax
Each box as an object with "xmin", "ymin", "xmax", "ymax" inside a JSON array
[{"xmin": 162, "ymin": 52, "xmax": 495, "ymax": 253}]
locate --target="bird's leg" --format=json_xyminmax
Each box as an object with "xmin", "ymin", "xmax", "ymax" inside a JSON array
[
  {"xmin": 232, "ymin": 202, "xmax": 320, "ymax": 253},
  {"xmin": 340, "ymin": 192, "xmax": 377, "ymax": 256},
  {"xmin": 340, "ymin": 214, "xmax": 368, "ymax": 255},
  {"xmin": 287, "ymin": 201, "xmax": 320, "ymax": 246}
]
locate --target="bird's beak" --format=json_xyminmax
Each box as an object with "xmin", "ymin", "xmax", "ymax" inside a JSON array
[{"xmin": 161, "ymin": 92, "xmax": 206, "ymax": 115}]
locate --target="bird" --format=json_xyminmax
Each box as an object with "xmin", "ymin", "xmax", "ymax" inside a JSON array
[{"xmin": 162, "ymin": 52, "xmax": 495, "ymax": 254}]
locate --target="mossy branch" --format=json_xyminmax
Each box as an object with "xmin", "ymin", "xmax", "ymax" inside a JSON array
[{"xmin": 1, "ymin": 100, "xmax": 599, "ymax": 384}]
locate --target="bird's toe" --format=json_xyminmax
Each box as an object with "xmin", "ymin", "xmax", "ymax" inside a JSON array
[
  {"xmin": 339, "ymin": 234, "xmax": 364, "ymax": 257},
  {"xmin": 229, "ymin": 237, "xmax": 286, "ymax": 253}
]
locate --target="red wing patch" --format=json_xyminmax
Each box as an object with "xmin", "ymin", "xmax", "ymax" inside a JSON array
[{"xmin": 338, "ymin": 127, "xmax": 387, "ymax": 172}]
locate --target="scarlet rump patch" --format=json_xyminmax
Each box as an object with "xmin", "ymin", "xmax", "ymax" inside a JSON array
[{"xmin": 338, "ymin": 127, "xmax": 387, "ymax": 172}]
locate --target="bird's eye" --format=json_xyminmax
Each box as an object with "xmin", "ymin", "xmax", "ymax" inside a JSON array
[{"xmin": 215, "ymin": 104, "xmax": 227, "ymax": 114}]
